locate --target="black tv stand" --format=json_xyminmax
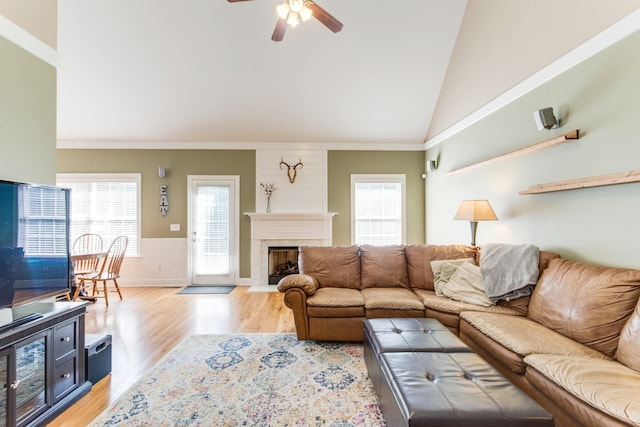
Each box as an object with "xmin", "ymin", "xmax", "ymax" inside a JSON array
[
  {"xmin": 0, "ymin": 312, "xmax": 44, "ymax": 333},
  {"xmin": 0, "ymin": 301, "xmax": 91, "ymax": 427}
]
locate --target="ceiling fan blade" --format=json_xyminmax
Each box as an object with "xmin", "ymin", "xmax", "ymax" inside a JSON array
[
  {"xmin": 271, "ymin": 18, "xmax": 287, "ymax": 42},
  {"xmin": 307, "ymin": 2, "xmax": 343, "ymax": 33}
]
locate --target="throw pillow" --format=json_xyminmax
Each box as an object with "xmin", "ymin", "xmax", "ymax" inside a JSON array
[
  {"xmin": 431, "ymin": 258, "xmax": 474, "ymax": 296},
  {"xmin": 441, "ymin": 262, "xmax": 494, "ymax": 307}
]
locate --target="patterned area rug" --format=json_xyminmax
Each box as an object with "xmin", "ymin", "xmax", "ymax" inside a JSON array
[{"xmin": 89, "ymin": 334, "xmax": 386, "ymax": 426}]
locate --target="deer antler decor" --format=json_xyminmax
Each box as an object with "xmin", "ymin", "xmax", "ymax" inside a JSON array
[{"xmin": 280, "ymin": 157, "xmax": 303, "ymax": 183}]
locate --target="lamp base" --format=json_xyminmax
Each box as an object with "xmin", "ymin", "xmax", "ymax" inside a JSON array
[{"xmin": 469, "ymin": 221, "xmax": 478, "ymax": 246}]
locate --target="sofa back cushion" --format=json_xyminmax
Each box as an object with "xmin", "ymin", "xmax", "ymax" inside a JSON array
[
  {"xmin": 536, "ymin": 250, "xmax": 562, "ymax": 277},
  {"xmin": 615, "ymin": 299, "xmax": 640, "ymax": 371},
  {"xmin": 360, "ymin": 245, "xmax": 409, "ymax": 289},
  {"xmin": 298, "ymin": 245, "xmax": 361, "ymax": 289},
  {"xmin": 405, "ymin": 244, "xmax": 477, "ymax": 290},
  {"xmin": 528, "ymin": 258, "xmax": 640, "ymax": 357}
]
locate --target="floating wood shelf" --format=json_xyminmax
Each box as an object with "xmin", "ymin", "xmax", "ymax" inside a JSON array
[
  {"xmin": 443, "ymin": 129, "xmax": 580, "ymax": 176},
  {"xmin": 520, "ymin": 170, "xmax": 640, "ymax": 195}
]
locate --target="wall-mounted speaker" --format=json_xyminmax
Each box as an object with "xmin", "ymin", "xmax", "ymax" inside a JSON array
[
  {"xmin": 426, "ymin": 159, "xmax": 438, "ymax": 172},
  {"xmin": 534, "ymin": 107, "xmax": 558, "ymax": 130}
]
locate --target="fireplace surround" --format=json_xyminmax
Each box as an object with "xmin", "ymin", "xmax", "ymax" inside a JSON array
[{"xmin": 245, "ymin": 212, "xmax": 336, "ymax": 287}]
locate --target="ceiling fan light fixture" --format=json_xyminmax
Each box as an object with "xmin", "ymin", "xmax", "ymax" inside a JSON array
[
  {"xmin": 287, "ymin": 12, "xmax": 300, "ymax": 27},
  {"xmin": 276, "ymin": 3, "xmax": 290, "ymax": 20},
  {"xmin": 290, "ymin": 0, "xmax": 305, "ymax": 13},
  {"xmin": 300, "ymin": 6, "xmax": 313, "ymax": 22}
]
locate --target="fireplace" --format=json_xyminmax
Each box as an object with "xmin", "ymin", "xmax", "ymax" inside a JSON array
[
  {"xmin": 268, "ymin": 246, "xmax": 299, "ymax": 285},
  {"xmin": 245, "ymin": 212, "xmax": 336, "ymax": 287}
]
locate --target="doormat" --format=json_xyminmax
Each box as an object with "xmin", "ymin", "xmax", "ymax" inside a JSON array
[{"xmin": 177, "ymin": 286, "xmax": 236, "ymax": 295}]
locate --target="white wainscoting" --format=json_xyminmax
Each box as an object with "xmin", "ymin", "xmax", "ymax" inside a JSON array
[{"xmin": 118, "ymin": 238, "xmax": 188, "ymax": 287}]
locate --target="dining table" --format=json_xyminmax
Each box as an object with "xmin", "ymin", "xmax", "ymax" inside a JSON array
[{"xmin": 71, "ymin": 251, "xmax": 107, "ymax": 301}]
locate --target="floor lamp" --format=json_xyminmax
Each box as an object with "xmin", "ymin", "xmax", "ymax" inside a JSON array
[{"xmin": 454, "ymin": 200, "xmax": 498, "ymax": 246}]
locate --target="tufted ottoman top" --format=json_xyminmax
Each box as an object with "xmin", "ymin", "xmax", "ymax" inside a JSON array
[
  {"xmin": 380, "ymin": 351, "xmax": 553, "ymax": 426},
  {"xmin": 364, "ymin": 318, "xmax": 472, "ymax": 353}
]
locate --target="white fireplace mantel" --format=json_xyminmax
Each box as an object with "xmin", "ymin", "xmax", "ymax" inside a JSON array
[{"xmin": 245, "ymin": 212, "xmax": 337, "ymax": 287}]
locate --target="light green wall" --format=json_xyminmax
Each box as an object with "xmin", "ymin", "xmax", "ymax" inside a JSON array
[
  {"xmin": 328, "ymin": 151, "xmax": 426, "ymax": 245},
  {"xmin": 426, "ymin": 29, "xmax": 640, "ymax": 269},
  {"xmin": 57, "ymin": 149, "xmax": 426, "ymax": 277},
  {"xmin": 0, "ymin": 36, "xmax": 56, "ymax": 184},
  {"xmin": 57, "ymin": 149, "xmax": 256, "ymax": 277}
]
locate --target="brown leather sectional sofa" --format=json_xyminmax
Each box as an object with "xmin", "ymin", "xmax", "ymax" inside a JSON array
[{"xmin": 277, "ymin": 244, "xmax": 640, "ymax": 427}]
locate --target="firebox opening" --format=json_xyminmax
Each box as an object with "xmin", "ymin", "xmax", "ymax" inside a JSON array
[{"xmin": 268, "ymin": 246, "xmax": 299, "ymax": 285}]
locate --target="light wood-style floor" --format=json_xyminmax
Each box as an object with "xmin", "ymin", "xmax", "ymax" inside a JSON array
[{"xmin": 47, "ymin": 286, "xmax": 295, "ymax": 427}]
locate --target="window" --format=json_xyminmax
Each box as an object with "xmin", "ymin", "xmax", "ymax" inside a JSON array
[
  {"xmin": 57, "ymin": 173, "xmax": 141, "ymax": 256},
  {"xmin": 351, "ymin": 174, "xmax": 406, "ymax": 245}
]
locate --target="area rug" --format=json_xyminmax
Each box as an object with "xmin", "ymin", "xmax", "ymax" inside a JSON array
[
  {"xmin": 89, "ymin": 334, "xmax": 386, "ymax": 426},
  {"xmin": 176, "ymin": 285, "xmax": 236, "ymax": 294}
]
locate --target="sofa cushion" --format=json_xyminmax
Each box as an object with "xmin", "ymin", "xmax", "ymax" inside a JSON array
[
  {"xmin": 298, "ymin": 245, "xmax": 361, "ymax": 289},
  {"xmin": 615, "ymin": 299, "xmax": 640, "ymax": 372},
  {"xmin": 431, "ymin": 258, "xmax": 474, "ymax": 296},
  {"xmin": 405, "ymin": 244, "xmax": 477, "ymax": 291},
  {"xmin": 524, "ymin": 354, "xmax": 640, "ymax": 426},
  {"xmin": 461, "ymin": 312, "xmax": 609, "ymax": 362},
  {"xmin": 306, "ymin": 287, "xmax": 364, "ymax": 307},
  {"xmin": 361, "ymin": 288, "xmax": 424, "ymax": 310},
  {"xmin": 441, "ymin": 262, "xmax": 493, "ymax": 307},
  {"xmin": 415, "ymin": 290, "xmax": 525, "ymax": 316},
  {"xmin": 528, "ymin": 258, "xmax": 640, "ymax": 357},
  {"xmin": 535, "ymin": 250, "xmax": 562, "ymax": 276},
  {"xmin": 360, "ymin": 245, "xmax": 409, "ymax": 289}
]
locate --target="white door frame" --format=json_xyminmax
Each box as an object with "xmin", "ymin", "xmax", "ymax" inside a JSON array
[{"xmin": 186, "ymin": 175, "xmax": 240, "ymax": 285}]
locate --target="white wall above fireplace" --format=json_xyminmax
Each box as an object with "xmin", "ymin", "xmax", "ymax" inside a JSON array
[
  {"xmin": 246, "ymin": 212, "xmax": 336, "ymax": 287},
  {"xmin": 256, "ymin": 149, "xmax": 327, "ymax": 213}
]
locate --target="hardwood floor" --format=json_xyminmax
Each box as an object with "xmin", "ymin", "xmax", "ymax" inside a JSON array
[{"xmin": 47, "ymin": 286, "xmax": 295, "ymax": 426}]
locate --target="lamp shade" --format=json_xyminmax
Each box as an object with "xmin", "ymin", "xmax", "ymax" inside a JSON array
[{"xmin": 454, "ymin": 200, "xmax": 498, "ymax": 222}]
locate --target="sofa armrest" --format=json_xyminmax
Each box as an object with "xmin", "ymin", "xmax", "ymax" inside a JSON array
[
  {"xmin": 280, "ymin": 287, "xmax": 311, "ymax": 340},
  {"xmin": 277, "ymin": 274, "xmax": 319, "ymax": 295}
]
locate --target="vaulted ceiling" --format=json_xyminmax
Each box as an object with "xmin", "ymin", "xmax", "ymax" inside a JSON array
[{"xmin": 56, "ymin": 0, "xmax": 467, "ymax": 146}]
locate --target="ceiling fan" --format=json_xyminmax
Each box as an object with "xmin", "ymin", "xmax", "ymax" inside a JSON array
[{"xmin": 228, "ymin": 0, "xmax": 343, "ymax": 42}]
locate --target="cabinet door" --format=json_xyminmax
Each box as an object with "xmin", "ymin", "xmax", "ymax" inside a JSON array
[
  {"xmin": 14, "ymin": 333, "xmax": 47, "ymax": 427},
  {"xmin": 0, "ymin": 348, "xmax": 9, "ymax": 427}
]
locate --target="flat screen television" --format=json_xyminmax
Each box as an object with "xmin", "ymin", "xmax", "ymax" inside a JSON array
[{"xmin": 0, "ymin": 179, "xmax": 71, "ymax": 312}]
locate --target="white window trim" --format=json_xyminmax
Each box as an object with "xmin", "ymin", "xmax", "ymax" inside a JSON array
[
  {"xmin": 56, "ymin": 173, "xmax": 142, "ymax": 257},
  {"xmin": 350, "ymin": 174, "xmax": 406, "ymax": 245}
]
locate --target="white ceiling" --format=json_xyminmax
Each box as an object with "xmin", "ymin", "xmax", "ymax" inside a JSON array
[{"xmin": 56, "ymin": 0, "xmax": 467, "ymax": 146}]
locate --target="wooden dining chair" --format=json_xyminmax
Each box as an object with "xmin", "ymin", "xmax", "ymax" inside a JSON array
[
  {"xmin": 71, "ymin": 233, "xmax": 104, "ymax": 301},
  {"xmin": 72, "ymin": 233, "xmax": 103, "ymax": 255},
  {"xmin": 80, "ymin": 235, "xmax": 128, "ymax": 306}
]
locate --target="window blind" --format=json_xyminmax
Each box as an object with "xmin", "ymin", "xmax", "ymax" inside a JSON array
[
  {"xmin": 196, "ymin": 186, "xmax": 230, "ymax": 275},
  {"xmin": 353, "ymin": 178, "xmax": 404, "ymax": 245},
  {"xmin": 21, "ymin": 186, "xmax": 68, "ymax": 256},
  {"xmin": 57, "ymin": 175, "xmax": 139, "ymax": 256}
]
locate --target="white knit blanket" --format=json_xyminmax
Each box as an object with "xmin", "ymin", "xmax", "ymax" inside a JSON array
[{"xmin": 480, "ymin": 243, "xmax": 540, "ymax": 302}]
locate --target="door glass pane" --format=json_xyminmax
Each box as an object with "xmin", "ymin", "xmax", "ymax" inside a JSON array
[
  {"xmin": 15, "ymin": 337, "xmax": 46, "ymax": 423},
  {"xmin": 195, "ymin": 186, "xmax": 230, "ymax": 275}
]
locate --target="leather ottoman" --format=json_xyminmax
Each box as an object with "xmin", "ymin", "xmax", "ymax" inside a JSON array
[
  {"xmin": 380, "ymin": 351, "xmax": 554, "ymax": 427},
  {"xmin": 364, "ymin": 318, "xmax": 472, "ymax": 396}
]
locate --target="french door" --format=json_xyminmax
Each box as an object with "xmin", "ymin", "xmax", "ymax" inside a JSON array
[{"xmin": 188, "ymin": 176, "xmax": 239, "ymax": 285}]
